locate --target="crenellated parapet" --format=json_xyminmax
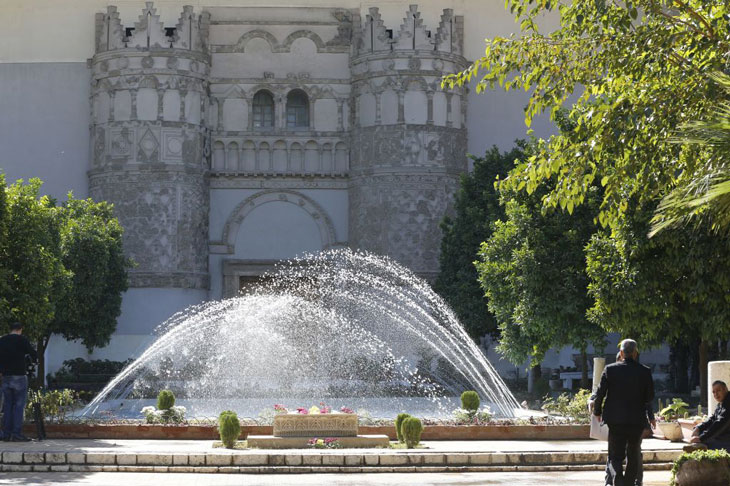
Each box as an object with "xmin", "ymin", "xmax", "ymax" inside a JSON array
[{"xmin": 95, "ymin": 2, "xmax": 210, "ymax": 53}]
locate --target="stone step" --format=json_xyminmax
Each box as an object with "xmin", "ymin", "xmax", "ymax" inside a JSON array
[{"xmin": 0, "ymin": 448, "xmax": 682, "ymax": 473}]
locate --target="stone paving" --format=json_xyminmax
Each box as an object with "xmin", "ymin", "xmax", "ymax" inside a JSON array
[{"xmin": 0, "ymin": 439, "xmax": 684, "ymax": 474}]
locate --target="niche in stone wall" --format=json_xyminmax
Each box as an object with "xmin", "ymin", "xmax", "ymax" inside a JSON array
[
  {"xmin": 405, "ymin": 83, "xmax": 428, "ymax": 124},
  {"xmin": 227, "ymin": 142, "xmax": 239, "ymax": 170},
  {"xmin": 258, "ymin": 142, "xmax": 271, "ymax": 171},
  {"xmin": 208, "ymin": 101, "xmax": 218, "ymax": 130},
  {"xmin": 185, "ymin": 91, "xmax": 201, "ymax": 124},
  {"xmin": 358, "ymin": 92, "xmax": 376, "ymax": 127},
  {"xmin": 95, "ymin": 92, "xmax": 110, "ymax": 123},
  {"xmin": 450, "ymin": 94, "xmax": 461, "ymax": 129},
  {"xmin": 223, "ymin": 98, "xmax": 248, "ymax": 131},
  {"xmin": 322, "ymin": 143, "xmax": 333, "ymax": 173},
  {"xmin": 272, "ymin": 140, "xmax": 287, "ymax": 172},
  {"xmin": 114, "ymin": 90, "xmax": 132, "ymax": 121},
  {"xmin": 335, "ymin": 142, "xmax": 348, "ymax": 173},
  {"xmin": 242, "ymin": 141, "xmax": 256, "ymax": 172},
  {"xmin": 432, "ymin": 92, "xmax": 447, "ymax": 127},
  {"xmin": 213, "ymin": 141, "xmax": 225, "ymax": 170},
  {"xmin": 290, "ymin": 142, "xmax": 303, "ymax": 172},
  {"xmin": 163, "ymin": 90, "xmax": 181, "ymax": 121},
  {"xmin": 380, "ymin": 89, "xmax": 398, "ymax": 125},
  {"xmin": 137, "ymin": 88, "xmax": 158, "ymax": 121},
  {"xmin": 314, "ymin": 99, "xmax": 337, "ymax": 132},
  {"xmin": 304, "ymin": 141, "xmax": 319, "ymax": 173}
]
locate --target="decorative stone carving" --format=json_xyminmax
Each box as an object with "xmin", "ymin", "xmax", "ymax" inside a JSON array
[{"xmin": 273, "ymin": 413, "xmax": 358, "ymax": 437}]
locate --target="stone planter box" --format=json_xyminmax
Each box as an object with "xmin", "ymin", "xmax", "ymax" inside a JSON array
[
  {"xmin": 273, "ymin": 413, "xmax": 358, "ymax": 437},
  {"xmin": 674, "ymin": 456, "xmax": 730, "ymax": 486},
  {"xmin": 25, "ymin": 423, "xmax": 589, "ymax": 441}
]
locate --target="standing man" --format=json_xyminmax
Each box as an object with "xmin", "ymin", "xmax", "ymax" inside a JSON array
[
  {"xmin": 593, "ymin": 339, "xmax": 654, "ymax": 486},
  {"xmin": 0, "ymin": 322, "xmax": 38, "ymax": 441}
]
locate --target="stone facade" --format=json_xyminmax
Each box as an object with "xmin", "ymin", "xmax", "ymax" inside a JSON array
[{"xmin": 90, "ymin": 2, "xmax": 469, "ymax": 293}]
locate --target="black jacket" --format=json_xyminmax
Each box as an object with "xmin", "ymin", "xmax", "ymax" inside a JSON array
[
  {"xmin": 0, "ymin": 333, "xmax": 38, "ymax": 376},
  {"xmin": 593, "ymin": 358, "xmax": 654, "ymax": 426},
  {"xmin": 697, "ymin": 395, "xmax": 730, "ymax": 442}
]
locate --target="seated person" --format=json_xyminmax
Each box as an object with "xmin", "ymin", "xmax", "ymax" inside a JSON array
[{"xmin": 684, "ymin": 380, "xmax": 730, "ymax": 452}]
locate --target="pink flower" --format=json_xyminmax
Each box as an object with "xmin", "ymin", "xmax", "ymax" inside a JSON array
[
  {"xmin": 340, "ymin": 406, "xmax": 354, "ymax": 414},
  {"xmin": 296, "ymin": 407, "xmax": 309, "ymax": 414}
]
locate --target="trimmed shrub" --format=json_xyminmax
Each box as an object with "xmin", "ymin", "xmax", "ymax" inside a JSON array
[
  {"xmin": 461, "ymin": 390, "xmax": 480, "ymax": 412},
  {"xmin": 218, "ymin": 411, "xmax": 241, "ymax": 449},
  {"xmin": 156, "ymin": 390, "xmax": 175, "ymax": 410},
  {"xmin": 401, "ymin": 417, "xmax": 423, "ymax": 448},
  {"xmin": 395, "ymin": 413, "xmax": 412, "ymax": 443}
]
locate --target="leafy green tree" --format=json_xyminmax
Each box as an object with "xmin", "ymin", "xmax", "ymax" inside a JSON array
[
  {"xmin": 0, "ymin": 174, "xmax": 10, "ymax": 324},
  {"xmin": 434, "ymin": 143, "xmax": 525, "ymax": 341},
  {"xmin": 1, "ymin": 179, "xmax": 68, "ymax": 367},
  {"xmin": 586, "ymin": 202, "xmax": 730, "ymax": 403},
  {"xmin": 444, "ymin": 1, "xmax": 730, "ymax": 231},
  {"xmin": 476, "ymin": 182, "xmax": 605, "ymax": 386},
  {"xmin": 49, "ymin": 196, "xmax": 132, "ymax": 353}
]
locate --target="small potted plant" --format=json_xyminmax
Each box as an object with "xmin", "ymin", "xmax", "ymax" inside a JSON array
[{"xmin": 656, "ymin": 398, "xmax": 689, "ymax": 441}]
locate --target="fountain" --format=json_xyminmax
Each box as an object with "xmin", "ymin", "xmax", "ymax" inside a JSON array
[{"xmin": 82, "ymin": 249, "xmax": 520, "ymax": 420}]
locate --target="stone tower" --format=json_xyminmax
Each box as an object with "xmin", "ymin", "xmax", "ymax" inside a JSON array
[
  {"xmin": 89, "ymin": 3, "xmax": 211, "ymax": 290},
  {"xmin": 349, "ymin": 5, "xmax": 469, "ymax": 279}
]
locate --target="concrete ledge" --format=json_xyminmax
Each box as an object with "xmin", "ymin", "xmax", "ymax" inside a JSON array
[{"xmin": 247, "ymin": 434, "xmax": 390, "ymax": 449}]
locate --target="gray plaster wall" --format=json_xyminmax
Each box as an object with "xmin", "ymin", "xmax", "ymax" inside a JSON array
[{"xmin": 0, "ymin": 62, "xmax": 90, "ymax": 199}]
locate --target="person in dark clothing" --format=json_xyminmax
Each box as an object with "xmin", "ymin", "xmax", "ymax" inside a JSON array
[
  {"xmin": 592, "ymin": 339, "xmax": 655, "ymax": 486},
  {"xmin": 684, "ymin": 380, "xmax": 730, "ymax": 452},
  {"xmin": 0, "ymin": 322, "xmax": 38, "ymax": 441}
]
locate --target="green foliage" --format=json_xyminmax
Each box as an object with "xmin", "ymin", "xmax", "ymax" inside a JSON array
[
  {"xmin": 47, "ymin": 358, "xmax": 132, "ymax": 385},
  {"xmin": 25, "ymin": 388, "xmax": 78, "ymax": 424},
  {"xmin": 670, "ymin": 449, "xmax": 730, "ymax": 486},
  {"xmin": 542, "ymin": 389, "xmax": 592, "ymax": 424},
  {"xmin": 476, "ymin": 178, "xmax": 605, "ymax": 367},
  {"xmin": 156, "ymin": 389, "xmax": 175, "ymax": 411},
  {"xmin": 460, "ymin": 391, "xmax": 480, "ymax": 412},
  {"xmin": 434, "ymin": 144, "xmax": 525, "ymax": 341},
  {"xmin": 400, "ymin": 416, "xmax": 423, "ymax": 448},
  {"xmin": 395, "ymin": 413, "xmax": 412, "ymax": 443},
  {"xmin": 218, "ymin": 411, "xmax": 241, "ymax": 449},
  {"xmin": 443, "ymin": 1, "xmax": 730, "ymax": 232},
  {"xmin": 586, "ymin": 204, "xmax": 730, "ymax": 356},
  {"xmin": 659, "ymin": 398, "xmax": 690, "ymax": 422},
  {"xmin": 50, "ymin": 195, "xmax": 132, "ymax": 352}
]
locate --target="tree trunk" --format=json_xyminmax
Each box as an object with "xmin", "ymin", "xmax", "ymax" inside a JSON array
[
  {"xmin": 581, "ymin": 349, "xmax": 589, "ymax": 389},
  {"xmin": 672, "ymin": 344, "xmax": 690, "ymax": 393},
  {"xmin": 35, "ymin": 337, "xmax": 48, "ymax": 389},
  {"xmin": 699, "ymin": 339, "xmax": 709, "ymax": 407}
]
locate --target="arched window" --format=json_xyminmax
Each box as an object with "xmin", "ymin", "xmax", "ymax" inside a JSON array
[
  {"xmin": 252, "ymin": 90, "xmax": 274, "ymax": 128},
  {"xmin": 286, "ymin": 89, "xmax": 309, "ymax": 129}
]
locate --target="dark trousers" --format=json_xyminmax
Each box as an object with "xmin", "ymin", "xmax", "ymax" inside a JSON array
[
  {"xmin": 1, "ymin": 375, "xmax": 28, "ymax": 438},
  {"xmin": 704, "ymin": 436, "xmax": 730, "ymax": 451},
  {"xmin": 606, "ymin": 424, "xmax": 644, "ymax": 486}
]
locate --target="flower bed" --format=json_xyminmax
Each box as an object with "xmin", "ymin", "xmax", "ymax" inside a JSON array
[{"xmin": 23, "ymin": 422, "xmax": 589, "ymax": 441}]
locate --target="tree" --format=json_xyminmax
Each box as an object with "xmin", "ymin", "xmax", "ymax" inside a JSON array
[
  {"xmin": 651, "ymin": 72, "xmax": 730, "ymax": 236},
  {"xmin": 1, "ymin": 179, "xmax": 68, "ymax": 377},
  {"xmin": 443, "ymin": 1, "xmax": 730, "ymax": 231},
  {"xmin": 434, "ymin": 143, "xmax": 525, "ymax": 341},
  {"xmin": 0, "ymin": 178, "xmax": 132, "ymax": 382},
  {"xmin": 586, "ymin": 202, "xmax": 730, "ymax": 403},
  {"xmin": 0, "ymin": 174, "xmax": 10, "ymax": 324},
  {"xmin": 44, "ymin": 195, "xmax": 132, "ymax": 377},
  {"xmin": 476, "ymin": 181, "xmax": 605, "ymax": 387}
]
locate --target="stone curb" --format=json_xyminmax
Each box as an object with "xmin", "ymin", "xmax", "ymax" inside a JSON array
[
  {"xmin": 0, "ymin": 463, "xmax": 676, "ymax": 474},
  {"xmin": 0, "ymin": 449, "xmax": 682, "ymax": 473}
]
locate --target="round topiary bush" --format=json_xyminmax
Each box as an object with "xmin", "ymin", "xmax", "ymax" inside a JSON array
[
  {"xmin": 461, "ymin": 390, "xmax": 480, "ymax": 412},
  {"xmin": 395, "ymin": 413, "xmax": 412, "ymax": 443},
  {"xmin": 218, "ymin": 411, "xmax": 241, "ymax": 449},
  {"xmin": 156, "ymin": 389, "xmax": 175, "ymax": 410},
  {"xmin": 401, "ymin": 416, "xmax": 423, "ymax": 448}
]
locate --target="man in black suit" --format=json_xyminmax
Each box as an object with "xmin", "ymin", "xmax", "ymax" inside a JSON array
[{"xmin": 592, "ymin": 339, "xmax": 654, "ymax": 486}]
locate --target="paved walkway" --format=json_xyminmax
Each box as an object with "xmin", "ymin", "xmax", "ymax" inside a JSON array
[{"xmin": 0, "ymin": 471, "xmax": 674, "ymax": 485}]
